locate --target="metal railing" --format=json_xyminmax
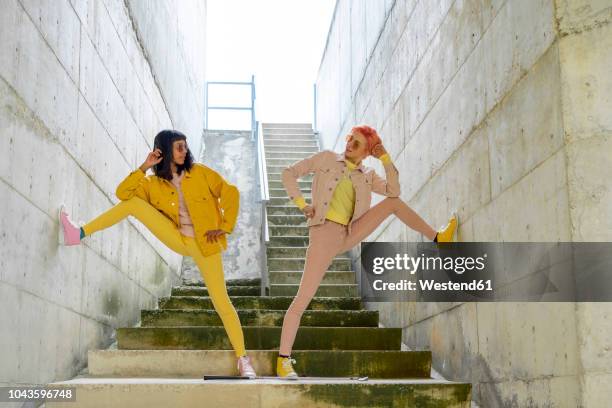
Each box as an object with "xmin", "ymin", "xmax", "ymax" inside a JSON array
[
  {"xmin": 256, "ymin": 121, "xmax": 271, "ymax": 295},
  {"xmin": 205, "ymin": 75, "xmax": 257, "ymax": 140}
]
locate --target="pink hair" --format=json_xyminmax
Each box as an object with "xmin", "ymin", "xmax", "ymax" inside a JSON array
[{"xmin": 349, "ymin": 125, "xmax": 382, "ymax": 155}]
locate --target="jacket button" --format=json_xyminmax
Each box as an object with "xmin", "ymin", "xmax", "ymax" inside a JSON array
[
  {"xmin": 335, "ymin": 178, "xmax": 338, "ymax": 181},
  {"xmin": 171, "ymin": 191, "xmax": 175, "ymax": 194},
  {"xmin": 324, "ymin": 202, "xmax": 327, "ymax": 205},
  {"xmin": 328, "ymin": 187, "xmax": 332, "ymax": 191},
  {"xmin": 171, "ymin": 202, "xmax": 175, "ymax": 206}
]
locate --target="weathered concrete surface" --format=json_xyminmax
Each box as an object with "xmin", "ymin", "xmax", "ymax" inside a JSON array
[
  {"xmin": 47, "ymin": 377, "xmax": 472, "ymax": 408},
  {"xmin": 0, "ymin": 0, "xmax": 206, "ymax": 388},
  {"xmin": 86, "ymin": 349, "xmax": 431, "ymax": 378},
  {"xmin": 181, "ymin": 130, "xmax": 262, "ymax": 282},
  {"xmin": 316, "ymin": 0, "xmax": 611, "ymax": 406}
]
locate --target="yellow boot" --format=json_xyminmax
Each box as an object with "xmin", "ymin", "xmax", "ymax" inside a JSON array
[
  {"xmin": 436, "ymin": 213, "xmax": 458, "ymax": 242},
  {"xmin": 276, "ymin": 356, "xmax": 298, "ymax": 380}
]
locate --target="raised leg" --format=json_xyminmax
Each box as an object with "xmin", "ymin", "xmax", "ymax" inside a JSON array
[
  {"xmin": 341, "ymin": 197, "xmax": 437, "ymax": 251},
  {"xmin": 81, "ymin": 196, "xmax": 188, "ymax": 255}
]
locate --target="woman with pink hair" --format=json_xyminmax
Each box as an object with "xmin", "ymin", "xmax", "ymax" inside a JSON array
[{"xmin": 276, "ymin": 125, "xmax": 457, "ymax": 379}]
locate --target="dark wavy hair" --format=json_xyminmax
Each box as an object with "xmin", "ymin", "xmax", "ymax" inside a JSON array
[{"xmin": 152, "ymin": 130, "xmax": 195, "ymax": 180}]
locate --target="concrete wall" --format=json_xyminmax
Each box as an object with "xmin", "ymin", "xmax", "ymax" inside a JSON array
[
  {"xmin": 316, "ymin": 0, "xmax": 611, "ymax": 406},
  {"xmin": 0, "ymin": 0, "xmax": 206, "ymax": 387},
  {"xmin": 182, "ymin": 130, "xmax": 263, "ymax": 283}
]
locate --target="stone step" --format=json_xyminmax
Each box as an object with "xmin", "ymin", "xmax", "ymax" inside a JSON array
[
  {"xmin": 268, "ymin": 180, "xmax": 311, "ymax": 189},
  {"xmin": 265, "ymin": 146, "xmax": 318, "ymax": 153},
  {"xmin": 269, "ymin": 188, "xmax": 310, "ymax": 197},
  {"xmin": 116, "ymin": 326, "xmax": 402, "ymax": 351},
  {"xmin": 87, "ymin": 350, "xmax": 430, "ymax": 378},
  {"xmin": 266, "ymin": 172, "xmax": 313, "ymax": 181},
  {"xmin": 141, "ymin": 309, "xmax": 377, "ymax": 327},
  {"xmin": 267, "ymin": 158, "xmax": 312, "ymax": 166},
  {"xmin": 267, "ymin": 165, "xmax": 297, "ymax": 174},
  {"xmin": 269, "ymin": 225, "xmax": 309, "ymax": 236},
  {"xmin": 263, "ymin": 129, "xmax": 316, "ymax": 135},
  {"xmin": 264, "ymin": 140, "xmax": 318, "ymax": 147},
  {"xmin": 266, "ymin": 246, "xmax": 349, "ymax": 258},
  {"xmin": 269, "ymin": 271, "xmax": 355, "ymax": 285},
  {"xmin": 267, "ymin": 214, "xmax": 308, "ymax": 226},
  {"xmin": 268, "ymin": 235, "xmax": 309, "ymax": 246},
  {"xmin": 172, "ymin": 286, "xmax": 260, "ymax": 297},
  {"xmin": 268, "ymin": 196, "xmax": 308, "ymax": 206},
  {"xmin": 267, "ymin": 257, "xmax": 352, "ymax": 271},
  {"xmin": 266, "ymin": 205, "xmax": 305, "ymax": 216},
  {"xmin": 48, "ymin": 377, "xmax": 471, "ymax": 408},
  {"xmin": 159, "ymin": 296, "xmax": 362, "ymax": 311},
  {"xmin": 270, "ymin": 284, "xmax": 358, "ymax": 297},
  {"xmin": 181, "ymin": 278, "xmax": 261, "ymax": 288},
  {"xmin": 263, "ymin": 135, "xmax": 316, "ymax": 141},
  {"xmin": 265, "ymin": 151, "xmax": 316, "ymax": 159},
  {"xmin": 262, "ymin": 123, "xmax": 312, "ymax": 129}
]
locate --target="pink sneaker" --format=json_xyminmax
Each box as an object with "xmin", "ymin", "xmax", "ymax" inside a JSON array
[
  {"xmin": 58, "ymin": 205, "xmax": 81, "ymax": 246},
  {"xmin": 237, "ymin": 355, "xmax": 257, "ymax": 379}
]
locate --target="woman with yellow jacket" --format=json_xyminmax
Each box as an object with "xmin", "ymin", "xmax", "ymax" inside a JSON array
[{"xmin": 58, "ymin": 129, "xmax": 257, "ymax": 378}]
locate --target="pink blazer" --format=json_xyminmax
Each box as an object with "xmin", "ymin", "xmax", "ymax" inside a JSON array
[{"xmin": 281, "ymin": 150, "xmax": 400, "ymax": 234}]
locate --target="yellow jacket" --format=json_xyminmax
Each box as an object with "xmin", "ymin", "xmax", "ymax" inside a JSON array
[{"xmin": 115, "ymin": 163, "xmax": 239, "ymax": 256}]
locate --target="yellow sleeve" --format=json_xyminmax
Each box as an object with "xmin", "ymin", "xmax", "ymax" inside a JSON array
[
  {"xmin": 379, "ymin": 153, "xmax": 392, "ymax": 166},
  {"xmin": 293, "ymin": 196, "xmax": 307, "ymax": 210},
  {"xmin": 115, "ymin": 168, "xmax": 150, "ymax": 201},
  {"xmin": 205, "ymin": 166, "xmax": 240, "ymax": 234}
]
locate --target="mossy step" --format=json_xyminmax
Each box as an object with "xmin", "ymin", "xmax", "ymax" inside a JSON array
[
  {"xmin": 268, "ymin": 196, "xmax": 309, "ymax": 206},
  {"xmin": 116, "ymin": 326, "xmax": 402, "ymax": 350},
  {"xmin": 266, "ymin": 206, "xmax": 306, "ymax": 216},
  {"xmin": 268, "ymin": 258, "xmax": 351, "ymax": 271},
  {"xmin": 87, "ymin": 350, "xmax": 431, "ymax": 378},
  {"xmin": 268, "ymin": 180, "xmax": 311, "ymax": 189},
  {"xmin": 266, "ymin": 246, "xmax": 349, "ymax": 258},
  {"xmin": 269, "ymin": 225, "xmax": 309, "ymax": 236},
  {"xmin": 159, "ymin": 296, "xmax": 362, "ymax": 311},
  {"xmin": 269, "ymin": 271, "xmax": 355, "ymax": 285},
  {"xmin": 268, "ymin": 236, "xmax": 309, "ymax": 247},
  {"xmin": 172, "ymin": 286, "xmax": 260, "ymax": 297},
  {"xmin": 267, "ymin": 214, "xmax": 308, "ymax": 226},
  {"xmin": 182, "ymin": 278, "xmax": 261, "ymax": 287},
  {"xmin": 141, "ymin": 309, "xmax": 378, "ymax": 327},
  {"xmin": 270, "ymin": 284, "xmax": 358, "ymax": 297},
  {"xmin": 48, "ymin": 378, "xmax": 472, "ymax": 408},
  {"xmin": 269, "ymin": 188, "xmax": 311, "ymax": 197}
]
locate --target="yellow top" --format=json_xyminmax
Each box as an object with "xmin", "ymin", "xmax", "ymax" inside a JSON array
[{"xmin": 293, "ymin": 153, "xmax": 392, "ymax": 226}]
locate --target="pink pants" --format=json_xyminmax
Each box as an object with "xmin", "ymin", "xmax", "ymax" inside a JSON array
[{"xmin": 279, "ymin": 197, "xmax": 435, "ymax": 355}]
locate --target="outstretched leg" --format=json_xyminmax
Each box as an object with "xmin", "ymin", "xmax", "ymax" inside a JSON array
[
  {"xmin": 342, "ymin": 197, "xmax": 437, "ymax": 251},
  {"xmin": 81, "ymin": 196, "xmax": 188, "ymax": 255}
]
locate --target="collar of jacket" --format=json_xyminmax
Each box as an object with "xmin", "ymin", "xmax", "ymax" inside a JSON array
[{"xmin": 335, "ymin": 153, "xmax": 365, "ymax": 173}]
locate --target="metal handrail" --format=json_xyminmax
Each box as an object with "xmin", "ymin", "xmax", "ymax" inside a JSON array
[
  {"xmin": 205, "ymin": 75, "xmax": 257, "ymax": 140},
  {"xmin": 256, "ymin": 121, "xmax": 271, "ymax": 295}
]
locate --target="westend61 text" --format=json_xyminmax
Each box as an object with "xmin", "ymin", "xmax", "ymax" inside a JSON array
[{"xmin": 372, "ymin": 279, "xmax": 493, "ymax": 291}]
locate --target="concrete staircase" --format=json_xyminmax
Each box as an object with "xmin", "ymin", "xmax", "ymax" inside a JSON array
[{"xmin": 48, "ymin": 123, "xmax": 471, "ymax": 407}]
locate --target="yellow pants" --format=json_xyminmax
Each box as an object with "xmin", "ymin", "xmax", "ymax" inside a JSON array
[{"xmin": 82, "ymin": 196, "xmax": 246, "ymax": 358}]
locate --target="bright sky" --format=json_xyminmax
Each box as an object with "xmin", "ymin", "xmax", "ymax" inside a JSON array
[{"xmin": 206, "ymin": 0, "xmax": 336, "ymax": 130}]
